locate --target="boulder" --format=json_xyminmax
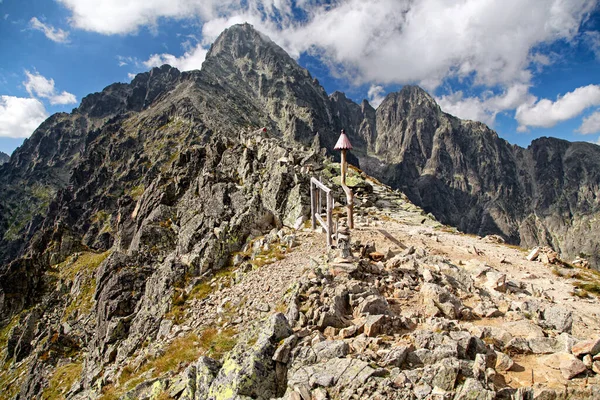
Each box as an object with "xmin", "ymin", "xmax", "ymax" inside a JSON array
[
  {"xmin": 543, "ymin": 306, "xmax": 573, "ymax": 333},
  {"xmin": 420, "ymin": 283, "xmax": 462, "ymax": 319},
  {"xmin": 541, "ymin": 352, "xmax": 588, "ymax": 379},
  {"xmin": 560, "ymin": 356, "xmax": 587, "ymax": 380},
  {"xmin": 502, "ymin": 320, "xmax": 545, "ymax": 339},
  {"xmin": 207, "ymin": 313, "xmax": 292, "ymax": 399},
  {"xmin": 430, "ymin": 357, "xmax": 460, "ymax": 391},
  {"xmin": 313, "ymin": 340, "xmax": 350, "ymax": 361},
  {"xmin": 495, "ymin": 351, "xmax": 514, "ymax": 371},
  {"xmin": 526, "ymin": 247, "xmax": 540, "ymax": 261},
  {"xmin": 353, "ymin": 295, "xmax": 390, "ymax": 317},
  {"xmin": 454, "ymin": 378, "xmax": 495, "ymax": 400},
  {"xmin": 572, "ymin": 337, "xmax": 600, "ymax": 357},
  {"xmin": 380, "ymin": 346, "xmax": 410, "ymax": 368},
  {"xmin": 364, "ymin": 314, "xmax": 387, "ymax": 337}
]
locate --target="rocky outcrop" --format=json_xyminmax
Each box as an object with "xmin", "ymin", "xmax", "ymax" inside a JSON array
[{"xmin": 0, "ymin": 151, "xmax": 8, "ymax": 165}]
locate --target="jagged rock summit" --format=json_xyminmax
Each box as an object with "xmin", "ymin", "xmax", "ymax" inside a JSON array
[
  {"xmin": 0, "ymin": 22, "xmax": 600, "ymax": 400},
  {"xmin": 0, "ymin": 151, "xmax": 8, "ymax": 165}
]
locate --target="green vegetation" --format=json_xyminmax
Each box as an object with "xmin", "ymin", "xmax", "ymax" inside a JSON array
[
  {"xmin": 110, "ymin": 328, "xmax": 237, "ymax": 399},
  {"xmin": 4, "ymin": 182, "xmax": 56, "ymax": 241},
  {"xmin": 129, "ymin": 184, "xmax": 145, "ymax": 200},
  {"xmin": 53, "ymin": 251, "xmax": 110, "ymax": 321},
  {"xmin": 198, "ymin": 327, "xmax": 237, "ymax": 360},
  {"xmin": 41, "ymin": 362, "xmax": 83, "ymax": 400},
  {"xmin": 0, "ymin": 361, "xmax": 28, "ymax": 399},
  {"xmin": 544, "ymin": 255, "xmax": 600, "ymax": 299},
  {"xmin": 573, "ymin": 281, "xmax": 600, "ymax": 295},
  {"xmin": 166, "ymin": 266, "xmax": 235, "ymax": 323},
  {"xmin": 0, "ymin": 314, "xmax": 20, "ymax": 358}
]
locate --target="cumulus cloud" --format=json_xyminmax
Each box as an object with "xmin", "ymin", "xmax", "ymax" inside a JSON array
[
  {"xmin": 578, "ymin": 110, "xmax": 600, "ymax": 135},
  {"xmin": 0, "ymin": 96, "xmax": 48, "ymax": 138},
  {"xmin": 30, "ymin": 17, "xmax": 70, "ymax": 43},
  {"xmin": 367, "ymin": 85, "xmax": 386, "ymax": 108},
  {"xmin": 516, "ymin": 85, "xmax": 600, "ymax": 129},
  {"xmin": 23, "ymin": 71, "xmax": 77, "ymax": 105},
  {"xmin": 436, "ymin": 84, "xmax": 534, "ymax": 126},
  {"xmin": 58, "ymin": 0, "xmax": 595, "ymax": 89},
  {"xmin": 143, "ymin": 44, "xmax": 208, "ymax": 71}
]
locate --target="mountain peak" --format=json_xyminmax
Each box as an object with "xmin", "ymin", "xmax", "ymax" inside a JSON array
[
  {"xmin": 378, "ymin": 85, "xmax": 441, "ymax": 119},
  {"xmin": 206, "ymin": 23, "xmax": 289, "ymax": 63}
]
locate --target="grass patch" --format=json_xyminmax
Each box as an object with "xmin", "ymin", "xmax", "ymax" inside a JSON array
[
  {"xmin": 57, "ymin": 251, "xmax": 110, "ymax": 321},
  {"xmin": 41, "ymin": 362, "xmax": 83, "ymax": 400},
  {"xmin": 249, "ymin": 245, "xmax": 287, "ymax": 269},
  {"xmin": 129, "ymin": 184, "xmax": 145, "ymax": 201},
  {"xmin": 0, "ymin": 361, "xmax": 28, "ymax": 399},
  {"xmin": 0, "ymin": 314, "xmax": 20, "ymax": 358},
  {"xmin": 166, "ymin": 266, "xmax": 235, "ymax": 323},
  {"xmin": 115, "ymin": 329, "xmax": 237, "ymax": 397},
  {"xmin": 98, "ymin": 383, "xmax": 119, "ymax": 400},
  {"xmin": 57, "ymin": 251, "xmax": 111, "ymax": 281},
  {"xmin": 572, "ymin": 289, "xmax": 590, "ymax": 298},
  {"xmin": 573, "ymin": 281, "xmax": 600, "ymax": 295},
  {"xmin": 198, "ymin": 327, "xmax": 238, "ymax": 360},
  {"xmin": 435, "ymin": 225, "xmax": 458, "ymax": 233}
]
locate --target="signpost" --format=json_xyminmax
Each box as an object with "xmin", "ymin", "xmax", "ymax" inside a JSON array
[{"xmin": 334, "ymin": 129, "xmax": 354, "ymax": 229}]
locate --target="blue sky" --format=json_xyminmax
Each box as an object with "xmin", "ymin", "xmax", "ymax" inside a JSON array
[{"xmin": 0, "ymin": 0, "xmax": 599, "ymax": 155}]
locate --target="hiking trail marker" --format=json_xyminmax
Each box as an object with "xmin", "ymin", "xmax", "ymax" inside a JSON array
[{"xmin": 334, "ymin": 129, "xmax": 354, "ymax": 229}]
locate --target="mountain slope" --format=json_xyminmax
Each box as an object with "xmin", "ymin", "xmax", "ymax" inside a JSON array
[
  {"xmin": 0, "ymin": 151, "xmax": 8, "ymax": 165},
  {"xmin": 345, "ymin": 86, "xmax": 600, "ymax": 267}
]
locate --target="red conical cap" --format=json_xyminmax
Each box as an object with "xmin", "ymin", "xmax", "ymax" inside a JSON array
[{"xmin": 334, "ymin": 129, "xmax": 353, "ymax": 150}]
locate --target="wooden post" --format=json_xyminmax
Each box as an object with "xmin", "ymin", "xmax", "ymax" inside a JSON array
[
  {"xmin": 326, "ymin": 192, "xmax": 333, "ymax": 247},
  {"xmin": 340, "ymin": 149, "xmax": 354, "ymax": 229},
  {"xmin": 341, "ymin": 149, "xmax": 347, "ymax": 185},
  {"xmin": 310, "ymin": 180, "xmax": 316, "ymax": 229}
]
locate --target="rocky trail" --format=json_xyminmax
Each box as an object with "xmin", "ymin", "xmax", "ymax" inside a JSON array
[{"xmin": 104, "ymin": 171, "xmax": 600, "ymax": 400}]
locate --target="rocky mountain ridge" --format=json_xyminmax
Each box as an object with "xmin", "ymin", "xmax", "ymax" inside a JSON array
[
  {"xmin": 342, "ymin": 86, "xmax": 600, "ymax": 269},
  {"xmin": 1, "ymin": 23, "xmax": 598, "ymax": 271},
  {"xmin": 0, "ymin": 22, "xmax": 600, "ymax": 399},
  {"xmin": 0, "ymin": 151, "xmax": 8, "ymax": 165}
]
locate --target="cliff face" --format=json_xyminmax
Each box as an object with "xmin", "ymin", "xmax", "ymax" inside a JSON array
[{"xmin": 0, "ymin": 23, "xmax": 600, "ymax": 399}]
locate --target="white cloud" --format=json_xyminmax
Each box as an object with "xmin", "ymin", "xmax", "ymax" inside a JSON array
[
  {"xmin": 0, "ymin": 96, "xmax": 48, "ymax": 138},
  {"xmin": 436, "ymin": 84, "xmax": 534, "ymax": 126},
  {"xmin": 367, "ymin": 85, "xmax": 386, "ymax": 108},
  {"xmin": 57, "ymin": 0, "xmax": 236, "ymax": 35},
  {"xmin": 143, "ymin": 44, "xmax": 208, "ymax": 71},
  {"xmin": 584, "ymin": 31, "xmax": 600, "ymax": 59},
  {"xmin": 578, "ymin": 110, "xmax": 600, "ymax": 135},
  {"xmin": 23, "ymin": 71, "xmax": 77, "ymax": 105},
  {"xmin": 30, "ymin": 17, "xmax": 70, "ymax": 43},
  {"xmin": 516, "ymin": 85, "xmax": 600, "ymax": 129},
  {"xmin": 58, "ymin": 0, "xmax": 595, "ymax": 90},
  {"xmin": 51, "ymin": 91, "xmax": 77, "ymax": 105}
]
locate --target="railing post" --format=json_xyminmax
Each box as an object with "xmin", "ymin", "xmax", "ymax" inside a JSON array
[
  {"xmin": 310, "ymin": 180, "xmax": 316, "ymax": 229},
  {"xmin": 326, "ymin": 192, "xmax": 333, "ymax": 247}
]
